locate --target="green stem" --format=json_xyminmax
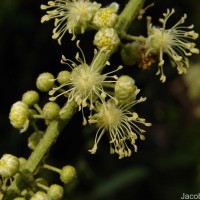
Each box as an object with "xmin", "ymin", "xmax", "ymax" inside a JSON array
[
  {"xmin": 42, "ymin": 164, "xmax": 61, "ymax": 174},
  {"xmin": 120, "ymin": 33, "xmax": 147, "ymax": 42},
  {"xmin": 115, "ymin": 0, "xmax": 145, "ymax": 32}
]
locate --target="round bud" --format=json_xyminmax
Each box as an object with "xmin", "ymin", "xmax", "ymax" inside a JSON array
[
  {"xmin": 28, "ymin": 131, "xmax": 44, "ymax": 150},
  {"xmin": 60, "ymin": 165, "xmax": 77, "ymax": 184},
  {"xmin": 57, "ymin": 70, "xmax": 71, "ymax": 85},
  {"xmin": 92, "ymin": 7, "xmax": 118, "ymax": 28},
  {"xmin": 30, "ymin": 191, "xmax": 48, "ymax": 200},
  {"xmin": 47, "ymin": 184, "xmax": 64, "ymax": 200},
  {"xmin": 22, "ymin": 90, "xmax": 39, "ymax": 107},
  {"xmin": 13, "ymin": 198, "xmax": 26, "ymax": 200},
  {"xmin": 120, "ymin": 41, "xmax": 141, "ymax": 66},
  {"xmin": 9, "ymin": 101, "xmax": 30, "ymax": 133},
  {"xmin": 36, "ymin": 72, "xmax": 55, "ymax": 92},
  {"xmin": 43, "ymin": 102, "xmax": 60, "ymax": 121},
  {"xmin": 0, "ymin": 154, "xmax": 20, "ymax": 178},
  {"xmin": 115, "ymin": 75, "xmax": 137, "ymax": 103},
  {"xmin": 93, "ymin": 27, "xmax": 120, "ymax": 51}
]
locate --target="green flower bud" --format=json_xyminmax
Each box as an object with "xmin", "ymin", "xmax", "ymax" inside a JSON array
[
  {"xmin": 36, "ymin": 72, "xmax": 54, "ymax": 92},
  {"xmin": 30, "ymin": 191, "xmax": 49, "ymax": 200},
  {"xmin": 9, "ymin": 101, "xmax": 30, "ymax": 133},
  {"xmin": 13, "ymin": 198, "xmax": 26, "ymax": 200},
  {"xmin": 57, "ymin": 70, "xmax": 71, "ymax": 85},
  {"xmin": 93, "ymin": 27, "xmax": 120, "ymax": 51},
  {"xmin": 120, "ymin": 41, "xmax": 140, "ymax": 66},
  {"xmin": 0, "ymin": 154, "xmax": 20, "ymax": 178},
  {"xmin": 22, "ymin": 90, "xmax": 40, "ymax": 107},
  {"xmin": 47, "ymin": 184, "xmax": 64, "ymax": 200},
  {"xmin": 60, "ymin": 165, "xmax": 77, "ymax": 184},
  {"xmin": 43, "ymin": 102, "xmax": 60, "ymax": 121},
  {"xmin": 115, "ymin": 75, "xmax": 138, "ymax": 104},
  {"xmin": 28, "ymin": 131, "xmax": 44, "ymax": 150}
]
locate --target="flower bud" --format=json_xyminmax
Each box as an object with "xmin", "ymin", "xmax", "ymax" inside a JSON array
[
  {"xmin": 28, "ymin": 131, "xmax": 44, "ymax": 150},
  {"xmin": 0, "ymin": 154, "xmax": 20, "ymax": 178},
  {"xmin": 36, "ymin": 72, "xmax": 55, "ymax": 92},
  {"xmin": 43, "ymin": 102, "xmax": 60, "ymax": 121},
  {"xmin": 9, "ymin": 101, "xmax": 30, "ymax": 133},
  {"xmin": 30, "ymin": 191, "xmax": 49, "ymax": 200},
  {"xmin": 115, "ymin": 75, "xmax": 138, "ymax": 104},
  {"xmin": 13, "ymin": 198, "xmax": 26, "ymax": 200},
  {"xmin": 93, "ymin": 27, "xmax": 120, "ymax": 51},
  {"xmin": 57, "ymin": 70, "xmax": 71, "ymax": 85},
  {"xmin": 120, "ymin": 41, "xmax": 140, "ymax": 66},
  {"xmin": 60, "ymin": 165, "xmax": 77, "ymax": 184},
  {"xmin": 92, "ymin": 6, "xmax": 119, "ymax": 28},
  {"xmin": 47, "ymin": 184, "xmax": 64, "ymax": 200},
  {"xmin": 22, "ymin": 90, "xmax": 40, "ymax": 107}
]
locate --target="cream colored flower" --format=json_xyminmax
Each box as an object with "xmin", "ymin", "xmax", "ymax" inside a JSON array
[
  {"xmin": 146, "ymin": 9, "xmax": 199, "ymax": 82},
  {"xmin": 88, "ymin": 97, "xmax": 151, "ymax": 159},
  {"xmin": 49, "ymin": 41, "xmax": 121, "ymax": 124},
  {"xmin": 41, "ymin": 0, "xmax": 101, "ymax": 43}
]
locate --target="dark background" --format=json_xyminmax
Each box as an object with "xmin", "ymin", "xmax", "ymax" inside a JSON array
[{"xmin": 0, "ymin": 0, "xmax": 200, "ymax": 199}]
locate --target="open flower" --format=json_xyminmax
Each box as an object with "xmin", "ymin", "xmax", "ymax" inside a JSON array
[
  {"xmin": 88, "ymin": 96, "xmax": 151, "ymax": 159},
  {"xmin": 41, "ymin": 0, "xmax": 101, "ymax": 43},
  {"xmin": 146, "ymin": 9, "xmax": 199, "ymax": 82},
  {"xmin": 49, "ymin": 41, "xmax": 120, "ymax": 124}
]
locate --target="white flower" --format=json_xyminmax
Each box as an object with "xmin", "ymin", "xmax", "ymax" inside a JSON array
[
  {"xmin": 41, "ymin": 0, "xmax": 101, "ymax": 43},
  {"xmin": 88, "ymin": 97, "xmax": 151, "ymax": 159},
  {"xmin": 49, "ymin": 41, "xmax": 121, "ymax": 124},
  {"xmin": 146, "ymin": 9, "xmax": 199, "ymax": 82}
]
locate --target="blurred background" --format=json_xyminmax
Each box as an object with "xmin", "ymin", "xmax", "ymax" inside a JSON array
[{"xmin": 0, "ymin": 0, "xmax": 200, "ymax": 199}]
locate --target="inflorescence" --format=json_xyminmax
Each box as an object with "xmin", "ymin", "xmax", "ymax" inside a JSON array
[{"xmin": 5, "ymin": 0, "xmax": 199, "ymax": 198}]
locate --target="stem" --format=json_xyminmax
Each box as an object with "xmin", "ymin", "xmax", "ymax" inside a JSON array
[
  {"xmin": 42, "ymin": 164, "xmax": 61, "ymax": 174},
  {"xmin": 115, "ymin": 0, "xmax": 145, "ymax": 32},
  {"xmin": 120, "ymin": 33, "xmax": 147, "ymax": 42}
]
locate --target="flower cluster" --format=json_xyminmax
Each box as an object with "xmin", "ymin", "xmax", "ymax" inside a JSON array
[{"xmin": 48, "ymin": 41, "xmax": 121, "ymax": 122}]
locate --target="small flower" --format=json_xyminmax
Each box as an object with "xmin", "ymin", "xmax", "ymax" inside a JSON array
[
  {"xmin": 49, "ymin": 41, "xmax": 120, "ymax": 124},
  {"xmin": 88, "ymin": 96, "xmax": 151, "ymax": 159},
  {"xmin": 92, "ymin": 3, "xmax": 119, "ymax": 28},
  {"xmin": 146, "ymin": 8, "xmax": 199, "ymax": 82},
  {"xmin": 36, "ymin": 72, "xmax": 55, "ymax": 92},
  {"xmin": 114, "ymin": 75, "xmax": 138, "ymax": 105},
  {"xmin": 60, "ymin": 165, "xmax": 77, "ymax": 184},
  {"xmin": 47, "ymin": 184, "xmax": 64, "ymax": 200},
  {"xmin": 9, "ymin": 101, "xmax": 30, "ymax": 133},
  {"xmin": 22, "ymin": 90, "xmax": 40, "ymax": 107},
  {"xmin": 41, "ymin": 0, "xmax": 101, "ymax": 43},
  {"xmin": 30, "ymin": 191, "xmax": 49, "ymax": 200},
  {"xmin": 0, "ymin": 154, "xmax": 20, "ymax": 178},
  {"xmin": 94, "ymin": 27, "xmax": 120, "ymax": 51}
]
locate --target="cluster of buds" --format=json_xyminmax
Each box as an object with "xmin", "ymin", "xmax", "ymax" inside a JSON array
[{"xmin": 0, "ymin": 153, "xmax": 77, "ymax": 199}]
